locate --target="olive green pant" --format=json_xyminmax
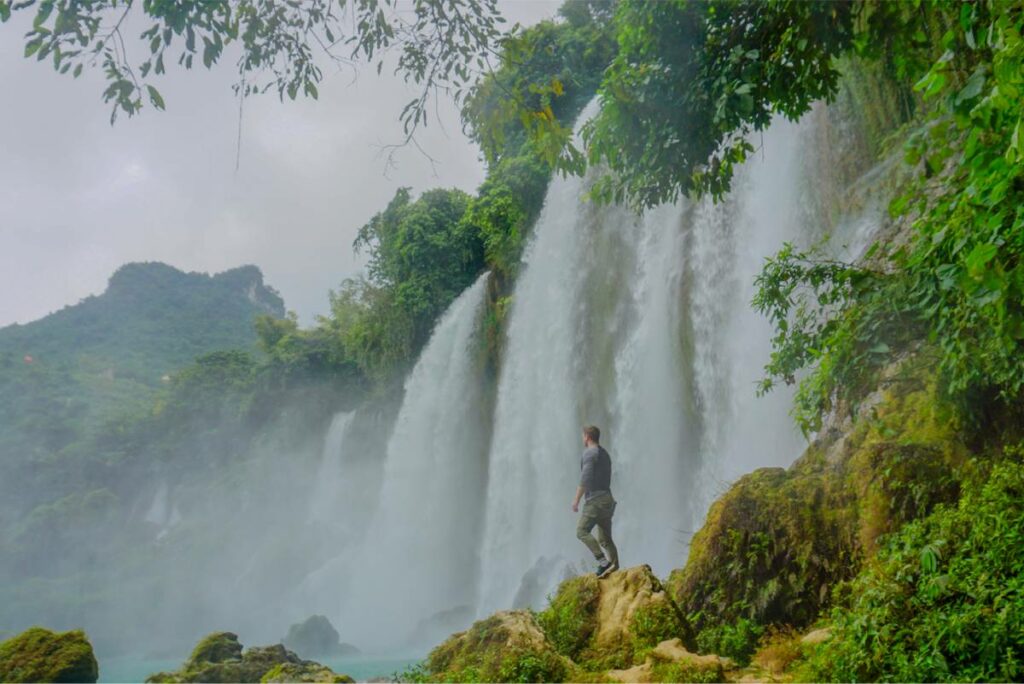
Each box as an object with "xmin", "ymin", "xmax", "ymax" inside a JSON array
[{"xmin": 576, "ymin": 491, "xmax": 618, "ymax": 566}]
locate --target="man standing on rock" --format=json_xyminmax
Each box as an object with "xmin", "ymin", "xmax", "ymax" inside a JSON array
[{"xmin": 573, "ymin": 425, "xmax": 619, "ymax": 578}]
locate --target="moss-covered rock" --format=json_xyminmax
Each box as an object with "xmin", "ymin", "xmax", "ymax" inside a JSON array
[
  {"xmin": 146, "ymin": 632, "xmax": 350, "ymax": 684},
  {"xmin": 260, "ymin": 662, "xmax": 354, "ymax": 683},
  {"xmin": 0, "ymin": 627, "xmax": 99, "ymax": 683},
  {"xmin": 187, "ymin": 631, "xmax": 244, "ymax": 666},
  {"xmin": 424, "ymin": 611, "xmax": 572, "ymax": 682},
  {"xmin": 606, "ymin": 639, "xmax": 725, "ymax": 683},
  {"xmin": 538, "ymin": 565, "xmax": 693, "ymax": 672},
  {"xmin": 669, "ymin": 360, "xmax": 966, "ymax": 649},
  {"xmin": 536, "ymin": 574, "xmax": 601, "ymax": 661}
]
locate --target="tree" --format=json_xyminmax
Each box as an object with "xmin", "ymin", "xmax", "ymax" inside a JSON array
[
  {"xmin": 1, "ymin": 0, "xmax": 505, "ymax": 131},
  {"xmin": 355, "ymin": 186, "xmax": 481, "ymax": 346}
]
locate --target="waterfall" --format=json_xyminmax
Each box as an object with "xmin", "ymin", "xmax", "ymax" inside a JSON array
[
  {"xmin": 331, "ymin": 272, "xmax": 491, "ymax": 648},
  {"xmin": 308, "ymin": 411, "xmax": 355, "ymax": 524},
  {"xmin": 476, "ymin": 106, "xmax": 825, "ymax": 613},
  {"xmin": 285, "ymin": 101, "xmax": 880, "ymax": 644}
]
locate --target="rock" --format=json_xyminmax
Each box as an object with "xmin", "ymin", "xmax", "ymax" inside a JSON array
[
  {"xmin": 424, "ymin": 610, "xmax": 572, "ymax": 682},
  {"xmin": 0, "ymin": 627, "xmax": 99, "ymax": 683},
  {"xmin": 668, "ymin": 361, "xmax": 966, "ymax": 645},
  {"xmin": 261, "ymin": 663, "xmax": 355, "ymax": 683},
  {"xmin": 538, "ymin": 565, "xmax": 693, "ymax": 671},
  {"xmin": 282, "ymin": 615, "xmax": 359, "ymax": 659},
  {"xmin": 187, "ymin": 632, "xmax": 243, "ymax": 666},
  {"xmin": 606, "ymin": 637, "xmax": 725, "ymax": 683},
  {"xmin": 800, "ymin": 627, "xmax": 832, "ymax": 646},
  {"xmin": 146, "ymin": 632, "xmax": 351, "ymax": 683}
]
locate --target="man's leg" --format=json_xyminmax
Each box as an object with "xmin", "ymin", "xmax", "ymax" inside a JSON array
[
  {"xmin": 595, "ymin": 497, "xmax": 619, "ymax": 568},
  {"xmin": 576, "ymin": 502, "xmax": 607, "ymax": 564}
]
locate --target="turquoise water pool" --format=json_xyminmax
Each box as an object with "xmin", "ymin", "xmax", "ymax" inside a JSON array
[{"xmin": 97, "ymin": 654, "xmax": 422, "ymax": 683}]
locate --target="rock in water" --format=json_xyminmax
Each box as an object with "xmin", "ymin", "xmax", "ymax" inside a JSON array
[
  {"xmin": 281, "ymin": 616, "xmax": 359, "ymax": 658},
  {"xmin": 187, "ymin": 632, "xmax": 243, "ymax": 665},
  {"xmin": 424, "ymin": 611, "xmax": 573, "ymax": 682},
  {"xmin": 0, "ymin": 627, "xmax": 99, "ymax": 683},
  {"xmin": 145, "ymin": 632, "xmax": 352, "ymax": 683}
]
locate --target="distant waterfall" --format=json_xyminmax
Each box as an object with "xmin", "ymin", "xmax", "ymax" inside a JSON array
[
  {"xmin": 308, "ymin": 411, "xmax": 355, "ymax": 524},
  {"xmin": 476, "ymin": 105, "xmax": 821, "ymax": 613},
  {"xmin": 336, "ymin": 272, "xmax": 491, "ymax": 647}
]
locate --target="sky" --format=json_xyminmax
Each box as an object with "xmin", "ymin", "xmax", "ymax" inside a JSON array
[{"xmin": 0, "ymin": 1, "xmax": 560, "ymax": 328}]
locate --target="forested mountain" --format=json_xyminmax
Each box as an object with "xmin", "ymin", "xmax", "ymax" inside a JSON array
[{"xmin": 0, "ymin": 262, "xmax": 284, "ymax": 458}]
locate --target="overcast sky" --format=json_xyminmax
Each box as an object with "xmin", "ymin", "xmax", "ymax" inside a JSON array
[{"xmin": 0, "ymin": 1, "xmax": 560, "ymax": 328}]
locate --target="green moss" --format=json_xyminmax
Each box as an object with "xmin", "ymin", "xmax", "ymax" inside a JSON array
[
  {"xmin": 186, "ymin": 631, "xmax": 243, "ymax": 666},
  {"xmin": 260, "ymin": 662, "xmax": 354, "ymax": 683},
  {"xmin": 0, "ymin": 627, "xmax": 99, "ymax": 683},
  {"xmin": 672, "ymin": 359, "xmax": 967, "ymax": 645},
  {"xmin": 694, "ymin": 619, "xmax": 763, "ymax": 666},
  {"xmin": 425, "ymin": 613, "xmax": 569, "ymax": 683},
  {"xmin": 648, "ymin": 660, "xmax": 723, "ymax": 684},
  {"xmin": 147, "ymin": 633, "xmax": 348, "ymax": 684},
  {"xmin": 536, "ymin": 574, "xmax": 600, "ymax": 660},
  {"xmin": 630, "ymin": 599, "xmax": 689, "ymax": 655}
]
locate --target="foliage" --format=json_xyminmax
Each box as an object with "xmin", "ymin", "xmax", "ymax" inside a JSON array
[
  {"xmin": 752, "ymin": 244, "xmax": 921, "ymax": 433},
  {"xmin": 809, "ymin": 457, "xmax": 1024, "ymax": 682},
  {"xmin": 671, "ymin": 366, "xmax": 965, "ymax": 663},
  {"xmin": 0, "ymin": 263, "xmax": 285, "ymax": 520},
  {"xmin": 536, "ymin": 574, "xmax": 601, "ymax": 661},
  {"xmin": 629, "ymin": 599, "xmax": 689, "ymax": 657},
  {"xmin": 754, "ymin": 1, "xmax": 1024, "ymax": 434},
  {"xmin": 0, "ymin": 627, "xmax": 99, "ymax": 683},
  {"xmin": 462, "ymin": 1, "xmax": 616, "ymax": 168},
  {"xmin": 423, "ymin": 613, "xmax": 570, "ymax": 683},
  {"xmin": 459, "ymin": 2, "xmax": 616, "ymax": 278},
  {"xmin": 570, "ymin": 0, "xmax": 857, "ymax": 206},
  {"xmin": 460, "ymin": 154, "xmax": 549, "ymax": 277},
  {"xmin": 355, "ymin": 187, "xmax": 481, "ymax": 349},
  {"xmin": 0, "ymin": 0, "xmax": 504, "ymax": 129},
  {"xmin": 694, "ymin": 619, "xmax": 763, "ymax": 667}
]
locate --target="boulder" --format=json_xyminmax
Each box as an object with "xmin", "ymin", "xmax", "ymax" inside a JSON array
[
  {"xmin": 145, "ymin": 632, "xmax": 351, "ymax": 683},
  {"xmin": 0, "ymin": 627, "xmax": 99, "ymax": 683},
  {"xmin": 607, "ymin": 638, "xmax": 725, "ymax": 683},
  {"xmin": 668, "ymin": 362, "xmax": 966, "ymax": 654},
  {"xmin": 424, "ymin": 610, "xmax": 572, "ymax": 682},
  {"xmin": 261, "ymin": 663, "xmax": 354, "ymax": 683},
  {"xmin": 282, "ymin": 616, "xmax": 359, "ymax": 658},
  {"xmin": 538, "ymin": 565, "xmax": 693, "ymax": 671}
]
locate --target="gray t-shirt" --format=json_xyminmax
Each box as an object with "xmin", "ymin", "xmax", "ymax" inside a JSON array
[{"xmin": 580, "ymin": 445, "xmax": 612, "ymax": 499}]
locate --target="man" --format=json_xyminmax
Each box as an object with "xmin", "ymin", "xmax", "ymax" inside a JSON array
[{"xmin": 572, "ymin": 425, "xmax": 619, "ymax": 578}]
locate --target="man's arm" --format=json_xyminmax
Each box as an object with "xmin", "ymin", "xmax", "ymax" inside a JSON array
[{"xmin": 574, "ymin": 449, "xmax": 595, "ymax": 512}]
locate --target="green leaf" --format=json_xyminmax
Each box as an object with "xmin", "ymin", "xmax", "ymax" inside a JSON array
[
  {"xmin": 146, "ymin": 85, "xmax": 165, "ymax": 110},
  {"xmin": 966, "ymin": 243, "xmax": 998, "ymax": 279}
]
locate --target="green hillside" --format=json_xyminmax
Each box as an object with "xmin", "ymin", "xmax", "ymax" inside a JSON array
[{"xmin": 0, "ymin": 262, "xmax": 285, "ymax": 467}]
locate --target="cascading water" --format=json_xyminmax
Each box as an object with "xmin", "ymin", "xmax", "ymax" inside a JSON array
[
  {"xmin": 309, "ymin": 272, "xmax": 491, "ymax": 648},
  {"xmin": 476, "ymin": 105, "xmax": 836, "ymax": 614},
  {"xmin": 308, "ymin": 411, "xmax": 355, "ymax": 524},
  {"xmin": 284, "ymin": 100, "xmax": 880, "ymax": 648}
]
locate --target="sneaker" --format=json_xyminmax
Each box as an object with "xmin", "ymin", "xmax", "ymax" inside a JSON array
[{"xmin": 596, "ymin": 561, "xmax": 618, "ymax": 578}]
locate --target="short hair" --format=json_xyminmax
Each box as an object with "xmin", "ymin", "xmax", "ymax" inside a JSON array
[{"xmin": 583, "ymin": 425, "xmax": 600, "ymax": 444}]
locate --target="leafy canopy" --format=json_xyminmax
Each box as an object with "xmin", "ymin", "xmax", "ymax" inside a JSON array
[{"xmin": 1, "ymin": 0, "xmax": 504, "ymax": 127}]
